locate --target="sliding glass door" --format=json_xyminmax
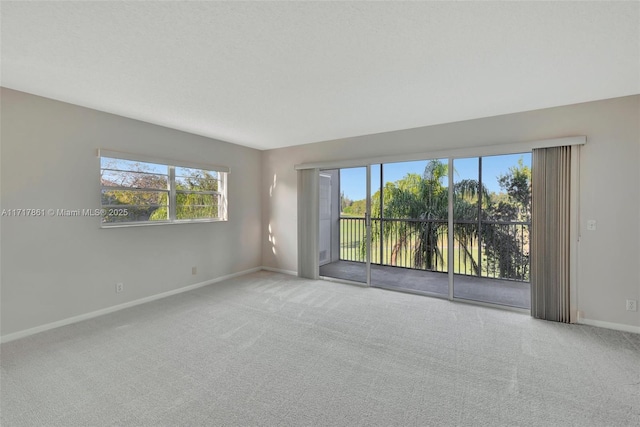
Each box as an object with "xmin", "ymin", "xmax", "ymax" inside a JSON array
[
  {"xmin": 319, "ymin": 166, "xmax": 370, "ymax": 284},
  {"xmin": 318, "ymin": 153, "xmax": 531, "ymax": 310},
  {"xmin": 369, "ymin": 159, "xmax": 449, "ymax": 297},
  {"xmin": 452, "ymin": 154, "xmax": 531, "ymax": 308}
]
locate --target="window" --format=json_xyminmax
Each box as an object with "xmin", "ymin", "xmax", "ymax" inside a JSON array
[{"xmin": 99, "ymin": 150, "xmax": 228, "ymax": 226}]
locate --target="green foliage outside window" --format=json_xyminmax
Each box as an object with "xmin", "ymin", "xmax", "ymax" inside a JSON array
[
  {"xmin": 348, "ymin": 157, "xmax": 531, "ymax": 281},
  {"xmin": 100, "ymin": 157, "xmax": 224, "ymax": 224}
]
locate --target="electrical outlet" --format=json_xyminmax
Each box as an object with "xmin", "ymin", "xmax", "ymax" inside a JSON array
[
  {"xmin": 116, "ymin": 282, "xmax": 124, "ymax": 293},
  {"xmin": 192, "ymin": 266, "xmax": 197, "ymax": 275},
  {"xmin": 626, "ymin": 299, "xmax": 637, "ymax": 311}
]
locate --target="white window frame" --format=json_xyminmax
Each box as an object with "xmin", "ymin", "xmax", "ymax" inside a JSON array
[{"xmin": 98, "ymin": 149, "xmax": 228, "ymax": 228}]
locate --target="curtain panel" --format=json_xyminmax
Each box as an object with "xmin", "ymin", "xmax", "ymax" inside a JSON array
[
  {"xmin": 531, "ymin": 146, "xmax": 572, "ymax": 322},
  {"xmin": 297, "ymin": 168, "xmax": 320, "ymax": 279}
]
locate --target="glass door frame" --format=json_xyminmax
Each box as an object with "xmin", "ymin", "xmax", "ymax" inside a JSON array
[
  {"xmin": 306, "ymin": 136, "xmax": 582, "ymax": 313},
  {"xmin": 320, "ymin": 154, "xmax": 532, "ymax": 311},
  {"xmin": 317, "ymin": 165, "xmax": 372, "ymax": 286},
  {"xmin": 364, "ymin": 165, "xmax": 372, "ymax": 285},
  {"xmin": 448, "ymin": 158, "xmax": 455, "ymax": 300}
]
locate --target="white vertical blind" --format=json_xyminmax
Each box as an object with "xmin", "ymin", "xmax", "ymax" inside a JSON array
[{"xmin": 297, "ymin": 168, "xmax": 320, "ymax": 279}]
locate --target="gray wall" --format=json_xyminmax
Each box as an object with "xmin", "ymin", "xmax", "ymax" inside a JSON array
[
  {"xmin": 262, "ymin": 95, "xmax": 640, "ymax": 329},
  {"xmin": 2, "ymin": 88, "xmax": 638, "ymax": 336},
  {"xmin": 1, "ymin": 88, "xmax": 262, "ymax": 336}
]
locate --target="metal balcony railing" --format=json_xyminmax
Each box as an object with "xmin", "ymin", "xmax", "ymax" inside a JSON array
[{"xmin": 339, "ymin": 216, "xmax": 530, "ymax": 282}]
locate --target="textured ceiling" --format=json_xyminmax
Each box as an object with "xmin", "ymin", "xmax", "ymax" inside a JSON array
[{"xmin": 2, "ymin": 1, "xmax": 639, "ymax": 150}]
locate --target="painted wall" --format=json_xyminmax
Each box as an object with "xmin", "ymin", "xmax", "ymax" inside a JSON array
[
  {"xmin": 1, "ymin": 88, "xmax": 638, "ymax": 335},
  {"xmin": 1, "ymin": 88, "xmax": 262, "ymax": 336},
  {"xmin": 262, "ymin": 95, "xmax": 640, "ymax": 329}
]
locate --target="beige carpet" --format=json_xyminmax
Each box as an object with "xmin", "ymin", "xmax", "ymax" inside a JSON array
[{"xmin": 1, "ymin": 271, "xmax": 639, "ymax": 426}]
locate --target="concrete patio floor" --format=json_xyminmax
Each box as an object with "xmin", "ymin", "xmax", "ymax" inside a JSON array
[{"xmin": 319, "ymin": 260, "xmax": 530, "ymax": 309}]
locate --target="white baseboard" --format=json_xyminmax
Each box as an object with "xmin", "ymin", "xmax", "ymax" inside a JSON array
[
  {"xmin": 0, "ymin": 267, "xmax": 262, "ymax": 344},
  {"xmin": 260, "ymin": 266, "xmax": 298, "ymax": 276},
  {"xmin": 577, "ymin": 317, "xmax": 640, "ymax": 334}
]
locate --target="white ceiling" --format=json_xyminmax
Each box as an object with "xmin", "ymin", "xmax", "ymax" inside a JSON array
[{"xmin": 2, "ymin": 1, "xmax": 639, "ymax": 150}]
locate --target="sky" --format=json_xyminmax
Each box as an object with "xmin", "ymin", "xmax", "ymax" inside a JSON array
[{"xmin": 339, "ymin": 153, "xmax": 531, "ymax": 201}]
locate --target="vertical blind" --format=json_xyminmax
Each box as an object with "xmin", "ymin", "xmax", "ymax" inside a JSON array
[
  {"xmin": 531, "ymin": 146, "xmax": 572, "ymax": 322},
  {"xmin": 297, "ymin": 168, "xmax": 320, "ymax": 279}
]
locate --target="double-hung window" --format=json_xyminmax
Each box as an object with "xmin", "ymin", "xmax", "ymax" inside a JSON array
[{"xmin": 99, "ymin": 150, "xmax": 228, "ymax": 226}]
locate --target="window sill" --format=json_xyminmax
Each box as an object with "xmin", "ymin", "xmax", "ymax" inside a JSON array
[{"xmin": 100, "ymin": 218, "xmax": 227, "ymax": 229}]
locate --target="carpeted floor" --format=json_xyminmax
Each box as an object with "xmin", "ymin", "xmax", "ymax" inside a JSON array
[{"xmin": 1, "ymin": 271, "xmax": 639, "ymax": 426}]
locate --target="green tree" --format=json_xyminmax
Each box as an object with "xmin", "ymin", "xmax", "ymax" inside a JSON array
[
  {"xmin": 340, "ymin": 191, "xmax": 353, "ymax": 213},
  {"xmin": 366, "ymin": 160, "xmax": 456, "ymax": 270},
  {"xmin": 100, "ymin": 160, "xmax": 169, "ymax": 222},
  {"xmin": 482, "ymin": 157, "xmax": 532, "ymax": 280},
  {"xmin": 343, "ymin": 199, "xmax": 366, "ymax": 216},
  {"xmin": 150, "ymin": 170, "xmax": 219, "ymax": 220},
  {"xmin": 345, "ymin": 157, "xmax": 531, "ymax": 280},
  {"xmin": 497, "ymin": 158, "xmax": 531, "ymax": 221}
]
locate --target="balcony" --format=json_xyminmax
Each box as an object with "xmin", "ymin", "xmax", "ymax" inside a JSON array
[{"xmin": 319, "ymin": 217, "xmax": 531, "ymax": 309}]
